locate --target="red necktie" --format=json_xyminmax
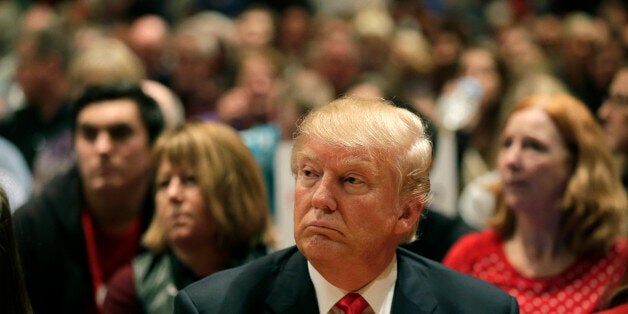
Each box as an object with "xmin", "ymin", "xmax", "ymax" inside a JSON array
[{"xmin": 335, "ymin": 293, "xmax": 369, "ymax": 314}]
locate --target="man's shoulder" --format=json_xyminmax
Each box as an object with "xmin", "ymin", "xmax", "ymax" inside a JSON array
[
  {"xmin": 176, "ymin": 247, "xmax": 304, "ymax": 312},
  {"xmin": 15, "ymin": 168, "xmax": 79, "ymax": 209},
  {"xmin": 399, "ymin": 248, "xmax": 494, "ymax": 290},
  {"xmin": 398, "ymin": 247, "xmax": 490, "ymax": 286},
  {"xmin": 397, "ymin": 248, "xmax": 519, "ymax": 313},
  {"xmin": 186, "ymin": 247, "xmax": 299, "ymax": 288},
  {"xmin": 0, "ymin": 106, "xmax": 37, "ymax": 132},
  {"xmin": 13, "ymin": 168, "xmax": 82, "ymax": 235}
]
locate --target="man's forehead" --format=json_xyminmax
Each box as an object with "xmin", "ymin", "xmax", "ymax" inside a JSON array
[{"xmin": 297, "ymin": 142, "xmax": 383, "ymax": 170}]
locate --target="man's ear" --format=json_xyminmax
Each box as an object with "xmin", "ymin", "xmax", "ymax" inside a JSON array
[{"xmin": 394, "ymin": 200, "xmax": 423, "ymax": 235}]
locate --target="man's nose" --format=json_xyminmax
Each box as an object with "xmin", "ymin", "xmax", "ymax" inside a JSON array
[
  {"xmin": 94, "ymin": 133, "xmax": 113, "ymax": 154},
  {"xmin": 311, "ymin": 174, "xmax": 337, "ymax": 211}
]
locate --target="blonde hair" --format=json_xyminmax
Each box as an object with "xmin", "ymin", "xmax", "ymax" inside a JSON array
[
  {"xmin": 489, "ymin": 93, "xmax": 627, "ymax": 255},
  {"xmin": 143, "ymin": 121, "xmax": 273, "ymax": 255},
  {"xmin": 291, "ymin": 97, "xmax": 432, "ymax": 243}
]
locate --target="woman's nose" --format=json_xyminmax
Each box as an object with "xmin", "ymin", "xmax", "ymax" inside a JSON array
[
  {"xmin": 166, "ymin": 178, "xmax": 184, "ymax": 201},
  {"xmin": 501, "ymin": 144, "xmax": 522, "ymax": 169}
]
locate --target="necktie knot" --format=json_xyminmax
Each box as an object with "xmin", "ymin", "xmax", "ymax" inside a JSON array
[{"xmin": 335, "ymin": 293, "xmax": 369, "ymax": 314}]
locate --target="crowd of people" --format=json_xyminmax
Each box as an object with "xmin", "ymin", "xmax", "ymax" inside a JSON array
[{"xmin": 0, "ymin": 0, "xmax": 626, "ymax": 313}]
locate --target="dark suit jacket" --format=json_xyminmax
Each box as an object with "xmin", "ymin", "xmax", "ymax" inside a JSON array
[{"xmin": 175, "ymin": 246, "xmax": 519, "ymax": 313}]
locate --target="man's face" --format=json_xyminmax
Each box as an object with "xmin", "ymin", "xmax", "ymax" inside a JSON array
[
  {"xmin": 75, "ymin": 99, "xmax": 152, "ymax": 194},
  {"xmin": 293, "ymin": 138, "xmax": 411, "ymax": 269},
  {"xmin": 598, "ymin": 69, "xmax": 628, "ymax": 154},
  {"xmin": 15, "ymin": 38, "xmax": 51, "ymax": 105}
]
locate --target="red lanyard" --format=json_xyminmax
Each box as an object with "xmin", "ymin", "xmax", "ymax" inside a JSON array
[{"xmin": 82, "ymin": 210, "xmax": 107, "ymax": 312}]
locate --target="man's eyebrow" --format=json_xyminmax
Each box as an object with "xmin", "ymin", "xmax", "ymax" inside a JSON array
[
  {"xmin": 77, "ymin": 122, "xmax": 133, "ymax": 129},
  {"xmin": 108, "ymin": 123, "xmax": 133, "ymax": 130},
  {"xmin": 296, "ymin": 149, "xmax": 378, "ymax": 174},
  {"xmin": 295, "ymin": 150, "xmax": 315, "ymax": 163},
  {"xmin": 77, "ymin": 122, "xmax": 96, "ymax": 129},
  {"xmin": 339, "ymin": 157, "xmax": 378, "ymax": 176}
]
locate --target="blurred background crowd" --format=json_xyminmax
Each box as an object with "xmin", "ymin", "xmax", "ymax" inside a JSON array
[
  {"xmin": 0, "ymin": 0, "xmax": 626, "ymax": 313},
  {"xmin": 1, "ymin": 0, "xmax": 625, "ymax": 224}
]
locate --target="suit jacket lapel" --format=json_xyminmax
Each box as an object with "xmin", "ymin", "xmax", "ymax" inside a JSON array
[
  {"xmin": 266, "ymin": 249, "xmax": 319, "ymax": 314},
  {"xmin": 264, "ymin": 248, "xmax": 437, "ymax": 314},
  {"xmin": 392, "ymin": 250, "xmax": 438, "ymax": 314}
]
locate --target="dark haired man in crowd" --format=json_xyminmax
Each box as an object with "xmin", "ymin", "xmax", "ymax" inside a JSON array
[{"xmin": 13, "ymin": 82, "xmax": 164, "ymax": 313}]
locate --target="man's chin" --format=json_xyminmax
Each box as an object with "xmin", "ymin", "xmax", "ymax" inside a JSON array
[
  {"xmin": 87, "ymin": 180, "xmax": 124, "ymax": 193},
  {"xmin": 297, "ymin": 234, "xmax": 346, "ymax": 260}
]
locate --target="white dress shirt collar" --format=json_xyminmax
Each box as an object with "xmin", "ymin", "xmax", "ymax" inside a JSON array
[{"xmin": 308, "ymin": 254, "xmax": 397, "ymax": 314}]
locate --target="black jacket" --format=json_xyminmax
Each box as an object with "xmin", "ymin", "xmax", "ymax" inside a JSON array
[
  {"xmin": 12, "ymin": 166, "xmax": 154, "ymax": 314},
  {"xmin": 175, "ymin": 246, "xmax": 519, "ymax": 314}
]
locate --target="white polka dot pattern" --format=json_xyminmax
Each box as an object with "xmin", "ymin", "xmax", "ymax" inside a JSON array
[{"xmin": 444, "ymin": 231, "xmax": 628, "ymax": 314}]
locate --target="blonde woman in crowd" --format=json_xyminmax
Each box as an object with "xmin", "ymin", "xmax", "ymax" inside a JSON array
[{"xmin": 103, "ymin": 121, "xmax": 274, "ymax": 314}]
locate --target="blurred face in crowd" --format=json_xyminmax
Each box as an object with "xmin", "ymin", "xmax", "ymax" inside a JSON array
[
  {"xmin": 75, "ymin": 99, "xmax": 152, "ymax": 194},
  {"xmin": 236, "ymin": 8, "xmax": 274, "ymax": 49},
  {"xmin": 128, "ymin": 15, "xmax": 168, "ymax": 76},
  {"xmin": 461, "ymin": 48, "xmax": 501, "ymax": 108},
  {"xmin": 311, "ymin": 24, "xmax": 361, "ymax": 95},
  {"xmin": 598, "ymin": 69, "xmax": 628, "ymax": 154},
  {"xmin": 279, "ymin": 6, "xmax": 310, "ymax": 52},
  {"xmin": 171, "ymin": 34, "xmax": 216, "ymax": 94},
  {"xmin": 15, "ymin": 37, "xmax": 56, "ymax": 106},
  {"xmin": 497, "ymin": 107, "xmax": 573, "ymax": 212},
  {"xmin": 155, "ymin": 160, "xmax": 214, "ymax": 248},
  {"xmin": 293, "ymin": 137, "xmax": 407, "ymax": 269},
  {"xmin": 431, "ymin": 31, "xmax": 462, "ymax": 67},
  {"xmin": 238, "ymin": 52, "xmax": 276, "ymax": 98}
]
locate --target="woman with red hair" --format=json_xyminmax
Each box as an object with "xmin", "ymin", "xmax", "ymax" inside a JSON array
[{"xmin": 444, "ymin": 93, "xmax": 628, "ymax": 313}]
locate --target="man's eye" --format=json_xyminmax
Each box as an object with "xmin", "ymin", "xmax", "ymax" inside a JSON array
[
  {"xmin": 343, "ymin": 175, "xmax": 369, "ymax": 194},
  {"xmin": 80, "ymin": 127, "xmax": 98, "ymax": 142},
  {"xmin": 109, "ymin": 125, "xmax": 133, "ymax": 141},
  {"xmin": 344, "ymin": 176, "xmax": 366, "ymax": 186},
  {"xmin": 298, "ymin": 169, "xmax": 317, "ymax": 187}
]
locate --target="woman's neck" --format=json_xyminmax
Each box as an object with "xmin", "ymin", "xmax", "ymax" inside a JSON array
[
  {"xmin": 504, "ymin": 210, "xmax": 576, "ymax": 278},
  {"xmin": 172, "ymin": 244, "xmax": 229, "ymax": 278}
]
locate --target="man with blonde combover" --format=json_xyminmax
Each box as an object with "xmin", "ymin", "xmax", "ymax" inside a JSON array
[{"xmin": 175, "ymin": 97, "xmax": 519, "ymax": 313}]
